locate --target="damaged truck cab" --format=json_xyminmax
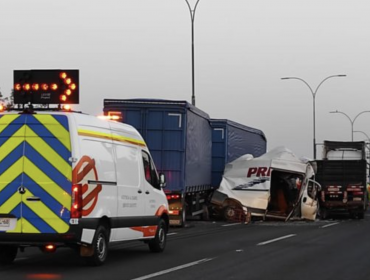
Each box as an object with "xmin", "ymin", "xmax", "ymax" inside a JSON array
[{"xmin": 210, "ymin": 147, "xmax": 321, "ymax": 221}]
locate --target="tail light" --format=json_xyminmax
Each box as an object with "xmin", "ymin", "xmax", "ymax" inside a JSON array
[
  {"xmin": 321, "ymin": 190, "xmax": 325, "ymax": 202},
  {"xmin": 166, "ymin": 194, "xmax": 181, "ymax": 200},
  {"xmin": 71, "ymin": 184, "xmax": 82, "ymax": 218},
  {"xmin": 353, "ymin": 192, "xmax": 364, "ymax": 195}
]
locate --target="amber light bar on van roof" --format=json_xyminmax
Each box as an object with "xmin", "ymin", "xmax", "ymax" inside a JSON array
[
  {"xmin": 107, "ymin": 111, "xmax": 123, "ymax": 121},
  {"xmin": 13, "ymin": 69, "xmax": 79, "ymax": 105}
]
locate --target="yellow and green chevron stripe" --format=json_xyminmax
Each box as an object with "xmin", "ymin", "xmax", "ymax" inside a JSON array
[{"xmin": 0, "ymin": 114, "xmax": 72, "ymax": 234}]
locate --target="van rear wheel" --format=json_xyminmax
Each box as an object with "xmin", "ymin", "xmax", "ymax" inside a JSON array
[
  {"xmin": 148, "ymin": 219, "xmax": 167, "ymax": 253},
  {"xmin": 0, "ymin": 245, "xmax": 18, "ymax": 265},
  {"xmin": 85, "ymin": 226, "xmax": 109, "ymax": 266}
]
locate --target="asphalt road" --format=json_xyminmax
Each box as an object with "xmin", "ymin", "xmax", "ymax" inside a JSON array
[{"xmin": 1, "ymin": 213, "xmax": 370, "ymax": 280}]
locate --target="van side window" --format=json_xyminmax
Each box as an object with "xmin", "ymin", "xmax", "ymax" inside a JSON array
[{"xmin": 142, "ymin": 151, "xmax": 160, "ymax": 190}]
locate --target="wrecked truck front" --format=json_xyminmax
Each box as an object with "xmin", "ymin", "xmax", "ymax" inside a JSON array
[{"xmin": 210, "ymin": 147, "xmax": 321, "ymax": 221}]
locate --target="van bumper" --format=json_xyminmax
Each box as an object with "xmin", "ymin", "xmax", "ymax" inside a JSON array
[{"xmin": 0, "ymin": 219, "xmax": 100, "ymax": 247}]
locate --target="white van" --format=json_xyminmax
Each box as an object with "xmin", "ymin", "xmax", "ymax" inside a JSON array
[
  {"xmin": 0, "ymin": 111, "xmax": 169, "ymax": 266},
  {"xmin": 210, "ymin": 147, "xmax": 321, "ymax": 222}
]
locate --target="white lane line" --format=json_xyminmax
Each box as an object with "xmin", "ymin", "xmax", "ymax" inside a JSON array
[
  {"xmin": 131, "ymin": 258, "xmax": 213, "ymax": 280},
  {"xmin": 222, "ymin": 223, "xmax": 242, "ymax": 227},
  {"xmin": 167, "ymin": 232, "xmax": 178, "ymax": 236},
  {"xmin": 257, "ymin": 234, "xmax": 296, "ymax": 246},
  {"xmin": 321, "ymin": 222, "xmax": 340, "ymax": 229}
]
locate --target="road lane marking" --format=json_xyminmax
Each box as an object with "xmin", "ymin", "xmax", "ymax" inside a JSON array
[
  {"xmin": 131, "ymin": 258, "xmax": 213, "ymax": 280},
  {"xmin": 321, "ymin": 222, "xmax": 340, "ymax": 228},
  {"xmin": 257, "ymin": 234, "xmax": 296, "ymax": 246},
  {"xmin": 222, "ymin": 223, "xmax": 242, "ymax": 227},
  {"xmin": 167, "ymin": 232, "xmax": 178, "ymax": 236}
]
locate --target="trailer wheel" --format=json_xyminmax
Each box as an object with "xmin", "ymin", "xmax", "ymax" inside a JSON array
[
  {"xmin": 358, "ymin": 212, "xmax": 365, "ymax": 219},
  {"xmin": 148, "ymin": 219, "xmax": 167, "ymax": 253},
  {"xmin": 85, "ymin": 226, "xmax": 109, "ymax": 266},
  {"xmin": 180, "ymin": 208, "xmax": 186, "ymax": 227},
  {"xmin": 202, "ymin": 205, "xmax": 210, "ymax": 221},
  {"xmin": 319, "ymin": 207, "xmax": 328, "ymax": 220},
  {"xmin": 0, "ymin": 245, "xmax": 18, "ymax": 265}
]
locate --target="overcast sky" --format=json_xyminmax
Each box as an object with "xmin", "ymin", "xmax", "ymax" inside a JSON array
[{"xmin": 1, "ymin": 0, "xmax": 370, "ymax": 158}]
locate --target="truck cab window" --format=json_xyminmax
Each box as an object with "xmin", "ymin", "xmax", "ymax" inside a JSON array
[{"xmin": 142, "ymin": 151, "xmax": 160, "ymax": 189}]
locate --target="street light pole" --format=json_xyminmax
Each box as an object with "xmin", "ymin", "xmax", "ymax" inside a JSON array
[
  {"xmin": 281, "ymin": 75, "xmax": 346, "ymax": 159},
  {"xmin": 330, "ymin": 110, "xmax": 370, "ymax": 141},
  {"xmin": 185, "ymin": 0, "xmax": 201, "ymax": 106}
]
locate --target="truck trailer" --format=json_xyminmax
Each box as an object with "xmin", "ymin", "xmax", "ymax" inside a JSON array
[
  {"xmin": 210, "ymin": 119, "xmax": 267, "ymax": 188},
  {"xmin": 314, "ymin": 140, "xmax": 368, "ymax": 219},
  {"xmin": 103, "ymin": 99, "xmax": 212, "ymax": 226}
]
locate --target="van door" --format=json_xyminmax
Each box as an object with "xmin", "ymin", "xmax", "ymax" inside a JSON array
[
  {"xmin": 115, "ymin": 144, "xmax": 145, "ymax": 218},
  {"xmin": 0, "ymin": 114, "xmax": 72, "ymax": 234},
  {"xmin": 141, "ymin": 151, "xmax": 165, "ymax": 218},
  {"xmin": 300, "ymin": 179, "xmax": 320, "ymax": 220}
]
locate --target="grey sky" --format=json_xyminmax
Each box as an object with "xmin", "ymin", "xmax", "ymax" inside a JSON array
[{"xmin": 1, "ymin": 0, "xmax": 370, "ymax": 158}]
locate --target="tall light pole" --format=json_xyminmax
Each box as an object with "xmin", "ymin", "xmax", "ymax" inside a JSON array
[
  {"xmin": 185, "ymin": 0, "xmax": 201, "ymax": 106},
  {"xmin": 281, "ymin": 75, "xmax": 346, "ymax": 159},
  {"xmin": 330, "ymin": 110, "xmax": 370, "ymax": 141}
]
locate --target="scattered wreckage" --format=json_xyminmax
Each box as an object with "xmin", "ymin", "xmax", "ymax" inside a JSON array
[{"xmin": 210, "ymin": 147, "xmax": 321, "ymax": 222}]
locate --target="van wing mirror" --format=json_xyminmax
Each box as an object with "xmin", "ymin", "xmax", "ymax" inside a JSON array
[{"xmin": 159, "ymin": 173, "xmax": 166, "ymax": 188}]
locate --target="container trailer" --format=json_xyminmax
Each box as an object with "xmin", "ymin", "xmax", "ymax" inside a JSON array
[{"xmin": 104, "ymin": 99, "xmax": 212, "ymax": 226}]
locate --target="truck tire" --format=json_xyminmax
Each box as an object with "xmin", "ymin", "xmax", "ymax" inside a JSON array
[
  {"xmin": 180, "ymin": 208, "xmax": 186, "ymax": 228},
  {"xmin": 319, "ymin": 208, "xmax": 328, "ymax": 220},
  {"xmin": 202, "ymin": 205, "xmax": 210, "ymax": 221},
  {"xmin": 148, "ymin": 219, "xmax": 167, "ymax": 253},
  {"xmin": 0, "ymin": 245, "xmax": 17, "ymax": 265},
  {"xmin": 358, "ymin": 212, "xmax": 365, "ymax": 219},
  {"xmin": 85, "ymin": 226, "xmax": 109, "ymax": 266}
]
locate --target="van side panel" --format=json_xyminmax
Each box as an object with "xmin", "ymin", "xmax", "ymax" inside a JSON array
[{"xmin": 75, "ymin": 124, "xmax": 117, "ymax": 219}]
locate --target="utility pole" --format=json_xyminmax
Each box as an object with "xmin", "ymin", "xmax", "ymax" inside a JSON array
[{"xmin": 185, "ymin": 0, "xmax": 200, "ymax": 106}]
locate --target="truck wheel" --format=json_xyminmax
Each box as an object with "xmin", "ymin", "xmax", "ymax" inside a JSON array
[
  {"xmin": 85, "ymin": 226, "xmax": 109, "ymax": 266},
  {"xmin": 202, "ymin": 205, "xmax": 210, "ymax": 221},
  {"xmin": 319, "ymin": 208, "xmax": 328, "ymax": 220},
  {"xmin": 358, "ymin": 212, "xmax": 365, "ymax": 219},
  {"xmin": 180, "ymin": 208, "xmax": 186, "ymax": 228},
  {"xmin": 0, "ymin": 245, "xmax": 18, "ymax": 265},
  {"xmin": 148, "ymin": 219, "xmax": 167, "ymax": 253}
]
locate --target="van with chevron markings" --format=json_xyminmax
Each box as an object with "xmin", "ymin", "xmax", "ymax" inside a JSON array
[{"xmin": 0, "ymin": 110, "xmax": 169, "ymax": 266}]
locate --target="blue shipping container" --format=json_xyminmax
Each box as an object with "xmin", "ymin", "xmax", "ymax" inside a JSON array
[
  {"xmin": 210, "ymin": 119, "xmax": 267, "ymax": 187},
  {"xmin": 103, "ymin": 99, "xmax": 212, "ymax": 193}
]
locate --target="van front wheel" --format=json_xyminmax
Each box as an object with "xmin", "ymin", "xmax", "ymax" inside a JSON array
[
  {"xmin": 148, "ymin": 219, "xmax": 167, "ymax": 253},
  {"xmin": 85, "ymin": 226, "xmax": 109, "ymax": 266}
]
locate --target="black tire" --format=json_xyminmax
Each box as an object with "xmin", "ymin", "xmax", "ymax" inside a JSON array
[
  {"xmin": 358, "ymin": 212, "xmax": 365, "ymax": 219},
  {"xmin": 319, "ymin": 208, "xmax": 328, "ymax": 220},
  {"xmin": 202, "ymin": 205, "xmax": 210, "ymax": 221},
  {"xmin": 148, "ymin": 219, "xmax": 167, "ymax": 253},
  {"xmin": 85, "ymin": 226, "xmax": 109, "ymax": 266},
  {"xmin": 180, "ymin": 207, "xmax": 186, "ymax": 228},
  {"xmin": 0, "ymin": 245, "xmax": 17, "ymax": 265}
]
